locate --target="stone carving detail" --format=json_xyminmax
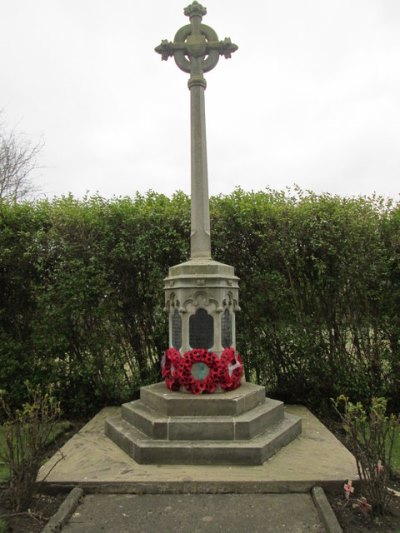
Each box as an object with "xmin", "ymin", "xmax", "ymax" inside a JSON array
[
  {"xmin": 155, "ymin": 2, "xmax": 238, "ymax": 78},
  {"xmin": 164, "ymin": 271, "xmax": 239, "ymax": 353}
]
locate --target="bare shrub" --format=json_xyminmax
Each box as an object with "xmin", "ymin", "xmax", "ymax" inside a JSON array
[{"xmin": 0, "ymin": 383, "xmax": 61, "ymax": 511}]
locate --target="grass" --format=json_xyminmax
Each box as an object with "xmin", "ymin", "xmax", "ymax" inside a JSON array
[
  {"xmin": 391, "ymin": 428, "xmax": 400, "ymax": 472},
  {"xmin": 0, "ymin": 420, "xmax": 72, "ymax": 483},
  {"xmin": 0, "ymin": 518, "xmax": 7, "ymax": 533}
]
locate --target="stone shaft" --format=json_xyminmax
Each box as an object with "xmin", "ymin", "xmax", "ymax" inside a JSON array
[{"xmin": 190, "ymin": 80, "xmax": 211, "ymax": 258}]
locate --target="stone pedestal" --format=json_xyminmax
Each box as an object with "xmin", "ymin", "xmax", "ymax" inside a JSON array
[
  {"xmin": 105, "ymin": 382, "xmax": 301, "ymax": 465},
  {"xmin": 164, "ymin": 259, "xmax": 239, "ymax": 355}
]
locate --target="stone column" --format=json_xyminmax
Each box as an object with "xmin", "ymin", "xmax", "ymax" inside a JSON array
[{"xmin": 189, "ymin": 73, "xmax": 211, "ymax": 259}]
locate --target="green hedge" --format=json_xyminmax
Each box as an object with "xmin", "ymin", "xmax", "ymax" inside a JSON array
[{"xmin": 0, "ymin": 189, "xmax": 399, "ymax": 416}]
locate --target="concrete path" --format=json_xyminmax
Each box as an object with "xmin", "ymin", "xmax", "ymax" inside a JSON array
[{"xmin": 62, "ymin": 493, "xmax": 327, "ymax": 533}]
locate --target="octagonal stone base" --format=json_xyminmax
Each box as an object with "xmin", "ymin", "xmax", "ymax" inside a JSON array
[{"xmin": 105, "ymin": 382, "xmax": 301, "ymax": 465}]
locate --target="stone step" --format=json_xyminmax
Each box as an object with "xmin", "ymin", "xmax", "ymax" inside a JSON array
[
  {"xmin": 140, "ymin": 381, "xmax": 266, "ymax": 417},
  {"xmin": 121, "ymin": 397, "xmax": 284, "ymax": 441},
  {"xmin": 105, "ymin": 412, "xmax": 301, "ymax": 466}
]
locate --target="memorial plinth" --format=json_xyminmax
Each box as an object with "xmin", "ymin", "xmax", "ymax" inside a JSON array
[
  {"xmin": 106, "ymin": 382, "xmax": 301, "ymax": 465},
  {"xmin": 105, "ymin": 1, "xmax": 301, "ymax": 465}
]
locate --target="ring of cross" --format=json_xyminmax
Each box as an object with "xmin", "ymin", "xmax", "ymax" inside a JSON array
[{"xmin": 173, "ymin": 23, "xmax": 220, "ymax": 74}]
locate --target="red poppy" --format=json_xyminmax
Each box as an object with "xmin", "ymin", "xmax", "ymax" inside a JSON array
[{"xmin": 162, "ymin": 347, "xmax": 244, "ymax": 394}]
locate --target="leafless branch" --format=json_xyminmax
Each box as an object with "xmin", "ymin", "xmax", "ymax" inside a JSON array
[{"xmin": 0, "ymin": 112, "xmax": 43, "ymax": 201}]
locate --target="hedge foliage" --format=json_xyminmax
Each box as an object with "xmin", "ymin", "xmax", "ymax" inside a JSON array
[{"xmin": 1, "ymin": 189, "xmax": 399, "ymax": 416}]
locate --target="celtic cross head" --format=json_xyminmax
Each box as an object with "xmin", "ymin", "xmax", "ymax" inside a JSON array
[{"xmin": 155, "ymin": 1, "xmax": 238, "ymax": 82}]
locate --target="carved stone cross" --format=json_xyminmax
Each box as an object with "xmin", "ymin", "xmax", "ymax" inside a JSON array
[{"xmin": 156, "ymin": 1, "xmax": 238, "ymax": 259}]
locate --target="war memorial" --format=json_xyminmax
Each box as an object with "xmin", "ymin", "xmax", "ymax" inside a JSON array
[
  {"xmin": 104, "ymin": 1, "xmax": 302, "ymax": 465},
  {"xmin": 39, "ymin": 7, "xmax": 357, "ymax": 528}
]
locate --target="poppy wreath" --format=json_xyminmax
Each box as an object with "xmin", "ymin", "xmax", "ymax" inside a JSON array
[
  {"xmin": 177, "ymin": 349, "xmax": 220, "ymax": 394},
  {"xmin": 162, "ymin": 347, "xmax": 243, "ymax": 394},
  {"xmin": 161, "ymin": 347, "xmax": 181, "ymax": 391},
  {"xmin": 218, "ymin": 348, "xmax": 244, "ymax": 391}
]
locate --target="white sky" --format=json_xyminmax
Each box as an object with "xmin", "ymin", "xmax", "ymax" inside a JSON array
[{"xmin": 1, "ymin": 0, "xmax": 399, "ymax": 200}]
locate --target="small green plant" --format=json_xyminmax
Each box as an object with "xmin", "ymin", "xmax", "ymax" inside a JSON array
[
  {"xmin": 333, "ymin": 395, "xmax": 400, "ymax": 515},
  {"xmin": 0, "ymin": 383, "xmax": 62, "ymax": 512}
]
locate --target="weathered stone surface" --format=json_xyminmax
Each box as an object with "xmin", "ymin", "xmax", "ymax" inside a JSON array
[
  {"xmin": 164, "ymin": 259, "xmax": 240, "ymax": 354},
  {"xmin": 104, "ymin": 382, "xmax": 301, "ymax": 465},
  {"xmin": 105, "ymin": 412, "xmax": 301, "ymax": 465},
  {"xmin": 120, "ymin": 396, "xmax": 284, "ymax": 441},
  {"xmin": 38, "ymin": 405, "xmax": 358, "ymax": 491},
  {"xmin": 139, "ymin": 382, "xmax": 265, "ymax": 417},
  {"xmin": 166, "ymin": 259, "xmax": 237, "ymax": 279}
]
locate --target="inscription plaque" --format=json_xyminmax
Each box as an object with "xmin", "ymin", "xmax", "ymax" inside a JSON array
[
  {"xmin": 171, "ymin": 308, "xmax": 182, "ymax": 349},
  {"xmin": 189, "ymin": 308, "xmax": 213, "ymax": 349},
  {"xmin": 221, "ymin": 307, "xmax": 232, "ymax": 348}
]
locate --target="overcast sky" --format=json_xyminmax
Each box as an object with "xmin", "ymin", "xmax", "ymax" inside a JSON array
[{"xmin": 1, "ymin": 0, "xmax": 399, "ymax": 200}]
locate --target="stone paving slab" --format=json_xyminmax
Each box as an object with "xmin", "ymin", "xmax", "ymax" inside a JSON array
[
  {"xmin": 39, "ymin": 405, "xmax": 358, "ymax": 493},
  {"xmin": 62, "ymin": 493, "xmax": 327, "ymax": 533}
]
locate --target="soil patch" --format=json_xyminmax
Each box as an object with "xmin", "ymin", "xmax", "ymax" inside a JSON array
[
  {"xmin": 327, "ymin": 485, "xmax": 400, "ymax": 532},
  {"xmin": 0, "ymin": 490, "xmax": 65, "ymax": 533},
  {"xmin": 321, "ymin": 414, "xmax": 400, "ymax": 532}
]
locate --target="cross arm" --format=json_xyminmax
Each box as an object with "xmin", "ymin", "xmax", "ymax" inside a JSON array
[
  {"xmin": 155, "ymin": 37, "xmax": 238, "ymax": 62},
  {"xmin": 155, "ymin": 40, "xmax": 175, "ymax": 61},
  {"xmin": 215, "ymin": 37, "xmax": 238, "ymax": 59}
]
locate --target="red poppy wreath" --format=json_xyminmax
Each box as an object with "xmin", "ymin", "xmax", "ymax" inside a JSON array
[
  {"xmin": 162, "ymin": 347, "xmax": 243, "ymax": 394},
  {"xmin": 161, "ymin": 347, "xmax": 181, "ymax": 391},
  {"xmin": 218, "ymin": 348, "xmax": 244, "ymax": 391}
]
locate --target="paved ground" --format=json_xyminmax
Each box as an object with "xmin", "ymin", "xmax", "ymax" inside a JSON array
[
  {"xmin": 40, "ymin": 403, "xmax": 353, "ymax": 532},
  {"xmin": 62, "ymin": 493, "xmax": 326, "ymax": 533},
  {"xmin": 39, "ymin": 405, "xmax": 358, "ymax": 492}
]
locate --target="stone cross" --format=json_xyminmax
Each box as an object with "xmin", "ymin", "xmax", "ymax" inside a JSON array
[{"xmin": 155, "ymin": 1, "xmax": 238, "ymax": 260}]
